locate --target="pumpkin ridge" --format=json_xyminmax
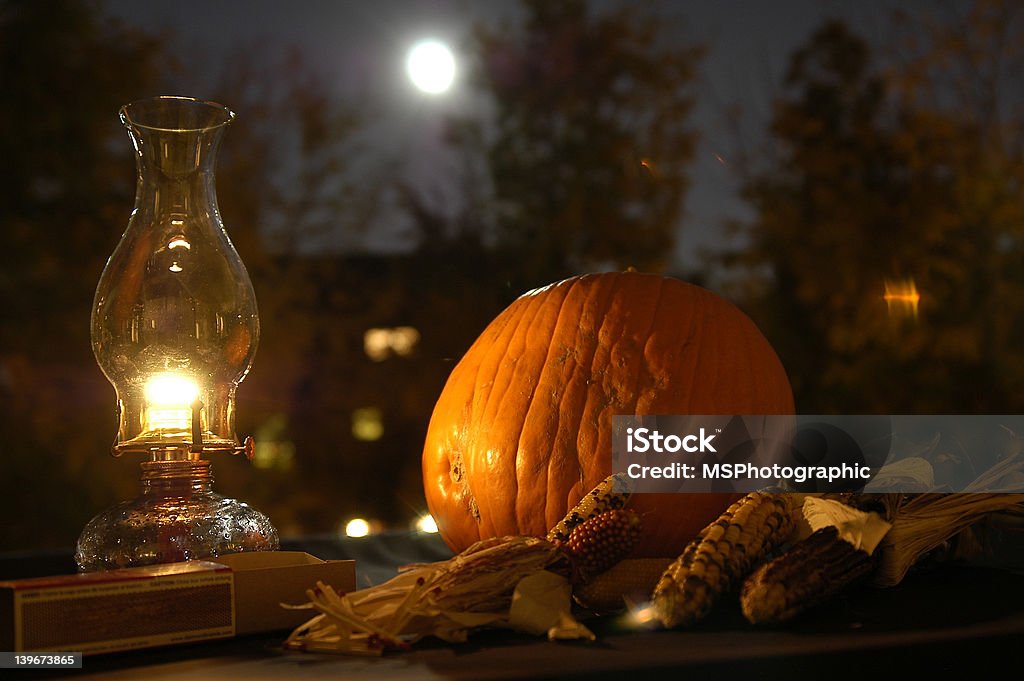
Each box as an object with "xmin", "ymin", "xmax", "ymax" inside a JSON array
[
  {"xmin": 437, "ymin": 304, "xmax": 522, "ymax": 542},
  {"xmin": 512, "ymin": 276, "xmax": 581, "ymax": 536},
  {"xmin": 545, "ymin": 274, "xmax": 616, "ymax": 530},
  {"xmin": 637, "ymin": 277, "xmax": 688, "ymax": 412},
  {"xmin": 561, "ymin": 272, "xmax": 622, "ymax": 520},
  {"xmin": 586, "ymin": 275, "xmax": 665, "ymax": 508},
  {"xmin": 479, "ymin": 285, "xmax": 561, "ymax": 539},
  {"xmin": 577, "ymin": 276, "xmax": 628, "ymax": 504},
  {"xmin": 628, "ymin": 274, "xmax": 667, "ymax": 416},
  {"xmin": 585, "ymin": 274, "xmax": 638, "ymax": 444},
  {"xmin": 475, "ymin": 294, "xmax": 539, "ymax": 426},
  {"xmin": 460, "ymin": 294, "xmax": 538, "ymax": 540},
  {"xmin": 471, "ymin": 309, "xmax": 524, "ymax": 533}
]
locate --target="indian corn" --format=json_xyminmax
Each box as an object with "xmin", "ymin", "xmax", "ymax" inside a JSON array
[
  {"xmin": 740, "ymin": 525, "xmax": 875, "ymax": 625},
  {"xmin": 651, "ymin": 492, "xmax": 796, "ymax": 628},
  {"xmin": 562, "ymin": 509, "xmax": 642, "ymax": 582},
  {"xmin": 547, "ymin": 473, "xmax": 632, "ymax": 544}
]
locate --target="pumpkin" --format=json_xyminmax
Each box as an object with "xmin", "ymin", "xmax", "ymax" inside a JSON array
[{"xmin": 422, "ymin": 272, "xmax": 794, "ymax": 557}]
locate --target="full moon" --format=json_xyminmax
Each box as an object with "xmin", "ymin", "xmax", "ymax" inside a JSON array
[{"xmin": 406, "ymin": 40, "xmax": 456, "ymax": 94}]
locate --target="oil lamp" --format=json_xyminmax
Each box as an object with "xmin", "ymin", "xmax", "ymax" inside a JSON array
[{"xmin": 75, "ymin": 96, "xmax": 278, "ymax": 571}]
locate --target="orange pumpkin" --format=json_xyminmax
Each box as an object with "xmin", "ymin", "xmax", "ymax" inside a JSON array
[{"xmin": 422, "ymin": 272, "xmax": 794, "ymax": 557}]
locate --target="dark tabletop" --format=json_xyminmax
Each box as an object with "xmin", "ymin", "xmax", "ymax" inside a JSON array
[{"xmin": 3, "ymin": 534, "xmax": 1023, "ymax": 679}]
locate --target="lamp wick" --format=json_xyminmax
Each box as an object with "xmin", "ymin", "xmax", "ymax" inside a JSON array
[{"xmin": 190, "ymin": 398, "xmax": 204, "ymax": 454}]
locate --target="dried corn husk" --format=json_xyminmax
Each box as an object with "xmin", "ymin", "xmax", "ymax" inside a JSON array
[
  {"xmin": 573, "ymin": 557, "xmax": 672, "ymax": 611},
  {"xmin": 284, "ymin": 535, "xmax": 591, "ymax": 655},
  {"xmin": 873, "ymin": 493, "xmax": 1024, "ymax": 586},
  {"xmin": 867, "ymin": 457, "xmax": 935, "ymax": 492},
  {"xmin": 872, "ymin": 433, "xmax": 1024, "ymax": 585},
  {"xmin": 802, "ymin": 497, "xmax": 892, "ymax": 555}
]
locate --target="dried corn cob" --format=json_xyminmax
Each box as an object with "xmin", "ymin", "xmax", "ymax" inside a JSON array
[
  {"xmin": 651, "ymin": 492, "xmax": 796, "ymax": 628},
  {"xmin": 574, "ymin": 558, "xmax": 672, "ymax": 611},
  {"xmin": 740, "ymin": 526, "xmax": 875, "ymax": 625},
  {"xmin": 547, "ymin": 473, "xmax": 632, "ymax": 543},
  {"xmin": 562, "ymin": 509, "xmax": 642, "ymax": 581}
]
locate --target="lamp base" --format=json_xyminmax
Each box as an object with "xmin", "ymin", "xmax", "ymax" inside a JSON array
[{"xmin": 75, "ymin": 459, "xmax": 278, "ymax": 572}]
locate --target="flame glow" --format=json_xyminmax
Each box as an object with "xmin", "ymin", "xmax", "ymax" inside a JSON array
[{"xmin": 144, "ymin": 373, "xmax": 199, "ymax": 432}]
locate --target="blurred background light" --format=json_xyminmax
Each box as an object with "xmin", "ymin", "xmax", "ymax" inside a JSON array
[
  {"xmin": 344, "ymin": 517, "xmax": 372, "ymax": 538},
  {"xmin": 364, "ymin": 326, "xmax": 420, "ymax": 361},
  {"xmin": 414, "ymin": 513, "xmax": 438, "ymax": 534},
  {"xmin": 351, "ymin": 407, "xmax": 384, "ymax": 441}
]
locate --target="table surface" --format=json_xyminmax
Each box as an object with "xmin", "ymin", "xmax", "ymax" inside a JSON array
[{"xmin": 4, "ymin": 535, "xmax": 1024, "ymax": 679}]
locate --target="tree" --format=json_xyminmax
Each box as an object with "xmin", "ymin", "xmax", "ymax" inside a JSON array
[
  {"xmin": 443, "ymin": 0, "xmax": 704, "ymax": 288},
  {"xmin": 0, "ymin": 0, "xmax": 166, "ymax": 548},
  {"xmin": 0, "ymin": 2, "xmax": 383, "ymax": 547},
  {"xmin": 727, "ymin": 7, "xmax": 1024, "ymax": 413},
  {"xmin": 0, "ymin": 0, "xmax": 163, "ymax": 361},
  {"xmin": 886, "ymin": 0, "xmax": 1024, "ymax": 407}
]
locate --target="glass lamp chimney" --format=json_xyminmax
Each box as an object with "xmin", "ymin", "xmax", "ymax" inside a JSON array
[
  {"xmin": 76, "ymin": 97, "xmax": 278, "ymax": 571},
  {"xmin": 91, "ymin": 96, "xmax": 258, "ymax": 458}
]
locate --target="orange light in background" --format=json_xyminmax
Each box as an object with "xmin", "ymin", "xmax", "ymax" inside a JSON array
[{"xmin": 884, "ymin": 279, "xmax": 921, "ymax": 319}]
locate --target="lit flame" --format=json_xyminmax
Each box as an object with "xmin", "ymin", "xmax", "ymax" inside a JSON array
[
  {"xmin": 144, "ymin": 373, "xmax": 198, "ymax": 432},
  {"xmin": 345, "ymin": 518, "xmax": 371, "ymax": 538},
  {"xmin": 884, "ymin": 279, "xmax": 921, "ymax": 319}
]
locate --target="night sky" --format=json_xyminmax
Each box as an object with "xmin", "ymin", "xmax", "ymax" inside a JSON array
[{"xmin": 103, "ymin": 0, "xmax": 933, "ymax": 270}]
